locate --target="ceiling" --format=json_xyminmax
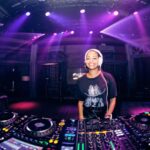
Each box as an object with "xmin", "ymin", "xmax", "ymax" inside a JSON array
[
  {"xmin": 0, "ymin": 0, "xmax": 150, "ymax": 62},
  {"xmin": 0, "ymin": 0, "xmax": 150, "ymax": 33}
]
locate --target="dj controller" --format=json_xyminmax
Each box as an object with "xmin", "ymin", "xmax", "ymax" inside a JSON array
[{"xmin": 0, "ymin": 111, "xmax": 149, "ymax": 150}]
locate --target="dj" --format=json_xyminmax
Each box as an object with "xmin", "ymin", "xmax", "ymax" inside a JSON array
[{"xmin": 77, "ymin": 48, "xmax": 117, "ymax": 120}]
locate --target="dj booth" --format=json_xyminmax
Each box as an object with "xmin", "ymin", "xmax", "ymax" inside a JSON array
[{"xmin": 0, "ymin": 111, "xmax": 149, "ymax": 150}]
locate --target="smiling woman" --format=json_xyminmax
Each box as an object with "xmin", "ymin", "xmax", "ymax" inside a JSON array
[{"xmin": 77, "ymin": 48, "xmax": 117, "ymax": 120}]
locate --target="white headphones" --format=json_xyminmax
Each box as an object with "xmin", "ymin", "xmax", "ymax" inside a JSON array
[{"xmin": 84, "ymin": 49, "xmax": 103, "ymax": 68}]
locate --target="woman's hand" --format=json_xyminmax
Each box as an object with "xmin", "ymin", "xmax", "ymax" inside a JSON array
[
  {"xmin": 105, "ymin": 113, "xmax": 112, "ymax": 119},
  {"xmin": 79, "ymin": 115, "xmax": 85, "ymax": 120}
]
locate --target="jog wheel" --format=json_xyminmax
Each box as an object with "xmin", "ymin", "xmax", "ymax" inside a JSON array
[
  {"xmin": 0, "ymin": 112, "xmax": 17, "ymax": 126},
  {"xmin": 131, "ymin": 112, "xmax": 150, "ymax": 130},
  {"xmin": 24, "ymin": 118, "xmax": 55, "ymax": 137}
]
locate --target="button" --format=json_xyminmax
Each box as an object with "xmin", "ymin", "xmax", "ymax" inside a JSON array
[
  {"xmin": 49, "ymin": 139, "xmax": 54, "ymax": 143},
  {"xmin": 54, "ymin": 139, "xmax": 58, "ymax": 144}
]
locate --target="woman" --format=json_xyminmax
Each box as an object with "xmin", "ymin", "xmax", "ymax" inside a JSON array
[{"xmin": 77, "ymin": 48, "xmax": 117, "ymax": 120}]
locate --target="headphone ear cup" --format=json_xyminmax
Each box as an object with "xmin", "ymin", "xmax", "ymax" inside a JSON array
[{"xmin": 99, "ymin": 57, "xmax": 103, "ymax": 67}]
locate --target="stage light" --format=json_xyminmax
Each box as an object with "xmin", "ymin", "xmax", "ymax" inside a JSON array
[
  {"xmin": 0, "ymin": 23, "xmax": 4, "ymax": 27},
  {"xmin": 113, "ymin": 11, "xmax": 119, "ymax": 16},
  {"xmin": 53, "ymin": 33, "xmax": 57, "ymax": 36},
  {"xmin": 70, "ymin": 30, "xmax": 75, "ymax": 34},
  {"xmin": 45, "ymin": 12, "xmax": 51, "ymax": 16},
  {"xmin": 33, "ymin": 36, "xmax": 37, "ymax": 39},
  {"xmin": 25, "ymin": 12, "xmax": 31, "ymax": 16},
  {"xmin": 89, "ymin": 31, "xmax": 93, "ymax": 34},
  {"xmin": 133, "ymin": 11, "xmax": 138, "ymax": 15},
  {"xmin": 80, "ymin": 9, "xmax": 85, "ymax": 14}
]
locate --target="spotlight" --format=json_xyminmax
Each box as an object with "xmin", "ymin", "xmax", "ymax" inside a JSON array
[
  {"xmin": 89, "ymin": 31, "xmax": 93, "ymax": 34},
  {"xmin": 0, "ymin": 23, "xmax": 4, "ymax": 27},
  {"xmin": 70, "ymin": 31, "xmax": 75, "ymax": 34},
  {"xmin": 133, "ymin": 11, "xmax": 138, "ymax": 15},
  {"xmin": 33, "ymin": 36, "xmax": 37, "ymax": 39},
  {"xmin": 53, "ymin": 33, "xmax": 57, "ymax": 36},
  {"xmin": 25, "ymin": 12, "xmax": 31, "ymax": 16},
  {"xmin": 45, "ymin": 12, "xmax": 51, "ymax": 16},
  {"xmin": 80, "ymin": 9, "xmax": 85, "ymax": 14},
  {"xmin": 113, "ymin": 11, "xmax": 119, "ymax": 16}
]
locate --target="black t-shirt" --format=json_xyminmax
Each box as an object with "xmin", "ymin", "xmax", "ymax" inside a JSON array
[{"xmin": 76, "ymin": 71, "xmax": 117, "ymax": 119}]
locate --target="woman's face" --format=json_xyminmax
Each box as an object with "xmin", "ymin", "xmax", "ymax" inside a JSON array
[{"xmin": 85, "ymin": 50, "xmax": 100, "ymax": 70}]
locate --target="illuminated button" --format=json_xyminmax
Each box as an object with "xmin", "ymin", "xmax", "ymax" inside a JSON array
[
  {"xmin": 44, "ymin": 141, "xmax": 49, "ymax": 145},
  {"xmin": 95, "ymin": 131, "xmax": 100, "ymax": 135},
  {"xmin": 2, "ymin": 128, "xmax": 5, "ymax": 131},
  {"xmin": 2, "ymin": 128, "xmax": 9, "ymax": 132},
  {"xmin": 68, "ymin": 136, "xmax": 71, "ymax": 140},
  {"xmin": 82, "ymin": 143, "xmax": 85, "ymax": 150},
  {"xmin": 70, "ymin": 119, "xmax": 75, "ymax": 122},
  {"xmin": 54, "ymin": 139, "xmax": 58, "ymax": 144},
  {"xmin": 65, "ymin": 133, "xmax": 75, "ymax": 137},
  {"xmin": 39, "ymin": 141, "xmax": 44, "ymax": 145},
  {"xmin": 49, "ymin": 139, "xmax": 54, "ymax": 143},
  {"xmin": 0, "ymin": 137, "xmax": 4, "ymax": 141},
  {"xmin": 59, "ymin": 122, "xmax": 65, "ymax": 126},
  {"xmin": 101, "ymin": 130, "xmax": 107, "ymax": 134}
]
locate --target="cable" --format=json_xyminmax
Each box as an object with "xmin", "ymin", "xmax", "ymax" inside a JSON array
[
  {"xmin": 101, "ymin": 72, "xmax": 112, "ymax": 119},
  {"xmin": 101, "ymin": 72, "xmax": 109, "ymax": 112}
]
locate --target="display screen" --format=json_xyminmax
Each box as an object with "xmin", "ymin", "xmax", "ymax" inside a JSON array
[
  {"xmin": 0, "ymin": 138, "xmax": 43, "ymax": 150},
  {"xmin": 61, "ymin": 145, "xmax": 74, "ymax": 150}
]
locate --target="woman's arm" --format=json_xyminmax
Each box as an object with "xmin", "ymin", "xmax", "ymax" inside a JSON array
[
  {"xmin": 105, "ymin": 97, "xmax": 116, "ymax": 118},
  {"xmin": 78, "ymin": 100, "xmax": 85, "ymax": 120}
]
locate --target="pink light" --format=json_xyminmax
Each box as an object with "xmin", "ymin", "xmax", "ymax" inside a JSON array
[
  {"xmin": 80, "ymin": 9, "xmax": 85, "ymax": 14},
  {"xmin": 89, "ymin": 31, "xmax": 93, "ymax": 34},
  {"xmin": 45, "ymin": 12, "xmax": 51, "ymax": 16},
  {"xmin": 53, "ymin": 33, "xmax": 57, "ymax": 36},
  {"xmin": 133, "ymin": 11, "xmax": 138, "ymax": 15},
  {"xmin": 33, "ymin": 36, "xmax": 37, "ymax": 39},
  {"xmin": 25, "ymin": 12, "xmax": 31, "ymax": 16},
  {"xmin": 70, "ymin": 30, "xmax": 75, "ymax": 34},
  {"xmin": 10, "ymin": 101, "xmax": 39, "ymax": 110},
  {"xmin": 113, "ymin": 10, "xmax": 119, "ymax": 16},
  {"xmin": 129, "ymin": 107, "xmax": 150, "ymax": 115}
]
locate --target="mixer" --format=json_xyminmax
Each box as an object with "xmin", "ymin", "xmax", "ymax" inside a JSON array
[{"xmin": 0, "ymin": 111, "xmax": 149, "ymax": 150}]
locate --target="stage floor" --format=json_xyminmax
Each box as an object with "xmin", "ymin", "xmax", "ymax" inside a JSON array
[{"xmin": 4, "ymin": 98, "xmax": 150, "ymax": 119}]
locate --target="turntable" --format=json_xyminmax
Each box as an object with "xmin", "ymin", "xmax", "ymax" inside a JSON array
[
  {"xmin": 0, "ymin": 112, "xmax": 17, "ymax": 126},
  {"xmin": 130, "ymin": 112, "xmax": 150, "ymax": 130},
  {"xmin": 24, "ymin": 118, "xmax": 55, "ymax": 137}
]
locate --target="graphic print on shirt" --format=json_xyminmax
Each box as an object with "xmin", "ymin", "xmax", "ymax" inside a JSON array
[{"xmin": 84, "ymin": 84, "xmax": 106, "ymax": 108}]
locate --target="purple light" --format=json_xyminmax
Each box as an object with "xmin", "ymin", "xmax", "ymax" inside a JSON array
[
  {"xmin": 100, "ymin": 7, "xmax": 150, "ymax": 51},
  {"xmin": 80, "ymin": 9, "xmax": 85, "ymax": 14},
  {"xmin": 89, "ymin": 31, "xmax": 93, "ymax": 34},
  {"xmin": 70, "ymin": 30, "xmax": 75, "ymax": 34},
  {"xmin": 129, "ymin": 107, "xmax": 150, "ymax": 115},
  {"xmin": 33, "ymin": 36, "xmax": 37, "ymax": 39},
  {"xmin": 45, "ymin": 12, "xmax": 50, "ymax": 16},
  {"xmin": 113, "ymin": 10, "xmax": 119, "ymax": 16},
  {"xmin": 133, "ymin": 11, "xmax": 138, "ymax": 15},
  {"xmin": 25, "ymin": 12, "xmax": 31, "ymax": 16},
  {"xmin": 53, "ymin": 33, "xmax": 57, "ymax": 36}
]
